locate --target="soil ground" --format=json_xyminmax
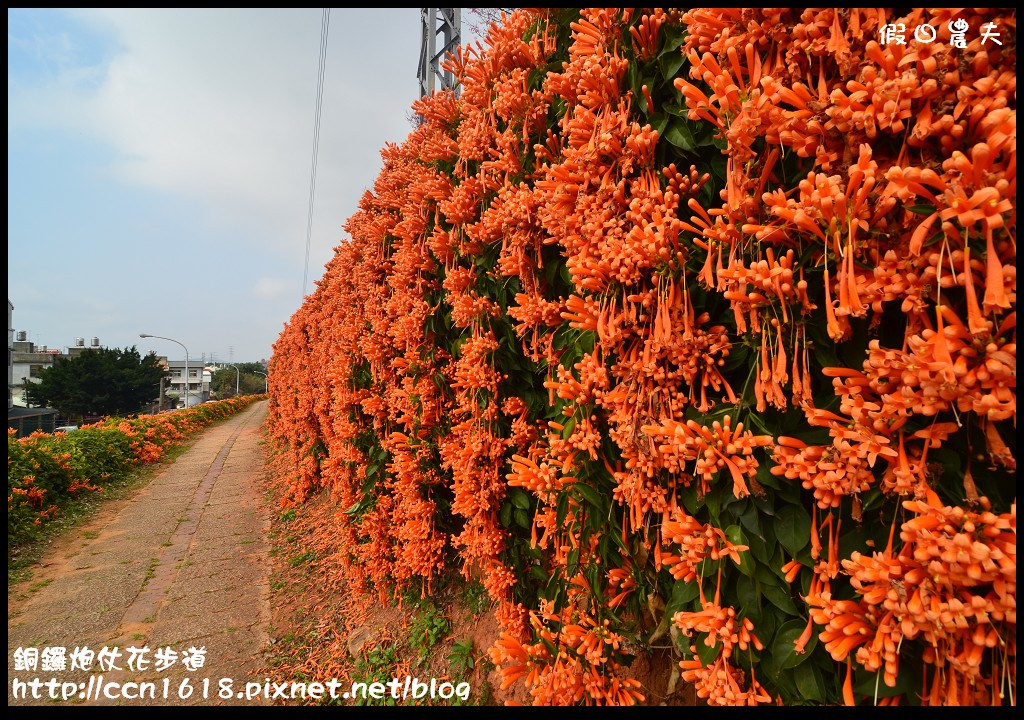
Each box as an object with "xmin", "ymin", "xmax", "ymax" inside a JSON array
[{"xmin": 258, "ymin": 442, "xmax": 695, "ymax": 707}]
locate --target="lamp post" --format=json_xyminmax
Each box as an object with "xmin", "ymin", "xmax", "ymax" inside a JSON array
[
  {"xmin": 140, "ymin": 333, "xmax": 189, "ymax": 408},
  {"xmin": 254, "ymin": 370, "xmax": 268, "ymax": 394},
  {"xmin": 226, "ymin": 363, "xmax": 240, "ymax": 397}
]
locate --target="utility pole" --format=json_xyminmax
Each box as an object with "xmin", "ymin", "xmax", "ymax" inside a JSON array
[
  {"xmin": 418, "ymin": 8, "xmax": 461, "ymax": 98},
  {"xmin": 227, "ymin": 364, "xmax": 240, "ymax": 397}
]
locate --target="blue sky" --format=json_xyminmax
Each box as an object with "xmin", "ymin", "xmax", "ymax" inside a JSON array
[{"xmin": 8, "ymin": 8, "xmax": 485, "ymax": 363}]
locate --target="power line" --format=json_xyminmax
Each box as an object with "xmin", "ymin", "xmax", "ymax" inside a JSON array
[{"xmin": 303, "ymin": 8, "xmax": 330, "ymax": 300}]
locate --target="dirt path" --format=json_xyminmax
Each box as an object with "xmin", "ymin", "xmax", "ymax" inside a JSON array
[{"xmin": 8, "ymin": 401, "xmax": 272, "ymax": 706}]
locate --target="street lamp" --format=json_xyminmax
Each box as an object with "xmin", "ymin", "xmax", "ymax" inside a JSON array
[
  {"xmin": 226, "ymin": 363, "xmax": 240, "ymax": 397},
  {"xmin": 140, "ymin": 333, "xmax": 189, "ymax": 408},
  {"xmin": 253, "ymin": 370, "xmax": 268, "ymax": 394}
]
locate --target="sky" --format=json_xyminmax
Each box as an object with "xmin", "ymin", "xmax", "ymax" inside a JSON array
[{"xmin": 8, "ymin": 8, "xmax": 486, "ymax": 364}]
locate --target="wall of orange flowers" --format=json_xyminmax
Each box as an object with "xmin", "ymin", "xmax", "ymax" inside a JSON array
[{"xmin": 267, "ymin": 9, "xmax": 1015, "ymax": 706}]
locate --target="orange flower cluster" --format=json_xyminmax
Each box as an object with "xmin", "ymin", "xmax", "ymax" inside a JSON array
[
  {"xmin": 490, "ymin": 601, "xmax": 645, "ymax": 705},
  {"xmin": 644, "ymin": 416, "xmax": 773, "ymax": 498},
  {"xmin": 675, "ymin": 594, "xmax": 769, "ymax": 705},
  {"xmin": 660, "ymin": 504, "xmax": 747, "ymax": 583},
  {"xmin": 807, "ymin": 491, "xmax": 1016, "ymax": 705},
  {"xmin": 266, "ymin": 6, "xmax": 1015, "ymax": 707}
]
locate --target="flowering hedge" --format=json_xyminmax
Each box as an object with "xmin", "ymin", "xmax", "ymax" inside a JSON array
[
  {"xmin": 8, "ymin": 395, "xmax": 264, "ymax": 551},
  {"xmin": 267, "ymin": 9, "xmax": 1015, "ymax": 706}
]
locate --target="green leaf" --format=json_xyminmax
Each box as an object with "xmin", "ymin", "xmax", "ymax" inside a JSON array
[
  {"xmin": 794, "ymin": 661, "xmax": 827, "ymax": 703},
  {"xmin": 344, "ymin": 497, "xmax": 371, "ymax": 516},
  {"xmin": 663, "ymin": 118, "xmax": 696, "ymax": 152},
  {"xmin": 542, "ymin": 566, "xmax": 563, "ymax": 602},
  {"xmin": 625, "ymin": 62, "xmax": 639, "ymax": 99},
  {"xmin": 746, "ymin": 529, "xmax": 771, "ymax": 564},
  {"xmin": 697, "ymin": 557, "xmax": 720, "ymax": 577},
  {"xmin": 659, "ymin": 49, "xmax": 685, "ymax": 78},
  {"xmin": 650, "ymin": 111, "xmax": 670, "ymax": 137},
  {"xmin": 666, "ymin": 579, "xmax": 701, "ymax": 617},
  {"xmin": 853, "ymin": 664, "xmax": 917, "ymax": 700},
  {"xmin": 734, "ymin": 577, "xmax": 763, "ymax": 623},
  {"xmin": 774, "ymin": 504, "xmax": 812, "ymax": 557},
  {"xmin": 906, "ymin": 204, "xmax": 936, "ymax": 215},
  {"xmin": 657, "ymin": 26, "xmax": 687, "ymax": 59},
  {"xmin": 556, "ymin": 491, "xmax": 569, "ymax": 527},
  {"xmin": 772, "ymin": 618, "xmax": 817, "ymax": 670},
  {"xmin": 514, "ymin": 508, "xmax": 531, "ymax": 529},
  {"xmin": 570, "ymin": 482, "xmax": 605, "ymax": 510},
  {"xmin": 703, "ymin": 487, "xmax": 722, "ymax": 522},
  {"xmin": 679, "ymin": 483, "xmax": 698, "ymax": 515},
  {"xmin": 739, "ymin": 502, "xmax": 763, "ymax": 539},
  {"xmin": 566, "ymin": 547, "xmax": 580, "ymax": 572},
  {"xmin": 755, "ymin": 607, "xmax": 779, "ymax": 648},
  {"xmin": 724, "ymin": 524, "xmax": 755, "ymax": 577},
  {"xmin": 661, "ymin": 102, "xmax": 688, "ymax": 118},
  {"xmin": 510, "ymin": 488, "xmax": 531, "ymax": 510},
  {"xmin": 694, "ymin": 636, "xmax": 720, "ymax": 666},
  {"xmin": 762, "ymin": 584, "xmax": 799, "ymax": 615},
  {"xmin": 499, "ymin": 502, "xmax": 512, "ymax": 528}
]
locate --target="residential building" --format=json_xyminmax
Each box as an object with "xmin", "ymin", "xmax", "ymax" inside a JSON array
[
  {"xmin": 165, "ymin": 360, "xmax": 211, "ymax": 408},
  {"xmin": 10, "ymin": 338, "xmax": 61, "ymax": 407},
  {"xmin": 7, "ymin": 300, "xmax": 58, "ymax": 436},
  {"xmin": 7, "ymin": 299, "xmax": 13, "ymax": 410},
  {"xmin": 66, "ymin": 336, "xmax": 104, "ymax": 358}
]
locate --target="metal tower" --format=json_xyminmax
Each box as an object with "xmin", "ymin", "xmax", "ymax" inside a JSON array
[{"xmin": 418, "ymin": 8, "xmax": 461, "ymax": 97}]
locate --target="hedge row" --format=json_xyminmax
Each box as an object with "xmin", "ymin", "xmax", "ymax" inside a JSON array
[{"xmin": 8, "ymin": 395, "xmax": 264, "ymax": 551}]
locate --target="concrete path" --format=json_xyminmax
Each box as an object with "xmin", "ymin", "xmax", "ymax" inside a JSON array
[{"xmin": 8, "ymin": 401, "xmax": 272, "ymax": 706}]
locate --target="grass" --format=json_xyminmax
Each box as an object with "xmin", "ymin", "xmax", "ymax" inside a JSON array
[
  {"xmin": 288, "ymin": 550, "xmax": 315, "ymax": 567},
  {"xmin": 7, "ymin": 438, "xmax": 195, "ymax": 586},
  {"xmin": 143, "ymin": 557, "xmax": 160, "ymax": 583},
  {"xmin": 346, "ymin": 643, "xmax": 401, "ymax": 707},
  {"xmin": 265, "ymin": 629, "xmax": 319, "ymax": 670},
  {"xmin": 462, "ymin": 579, "xmax": 490, "ymax": 616},
  {"xmin": 448, "ymin": 638, "xmax": 474, "ymax": 674},
  {"xmin": 409, "ymin": 602, "xmax": 451, "ymax": 666},
  {"xmin": 28, "ymin": 578, "xmax": 53, "ymax": 593}
]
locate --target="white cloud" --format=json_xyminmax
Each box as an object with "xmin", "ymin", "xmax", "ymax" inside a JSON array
[
  {"xmin": 11, "ymin": 8, "xmax": 420, "ymax": 268},
  {"xmin": 8, "ymin": 8, "xmax": 476, "ymax": 361}
]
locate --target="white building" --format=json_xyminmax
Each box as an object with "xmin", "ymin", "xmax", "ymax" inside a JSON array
[
  {"xmin": 10, "ymin": 336, "xmax": 105, "ymax": 407},
  {"xmin": 7, "ymin": 299, "xmax": 13, "ymax": 409},
  {"xmin": 7, "ymin": 301, "xmax": 59, "ymax": 435},
  {"xmin": 165, "ymin": 360, "xmax": 211, "ymax": 408},
  {"xmin": 9, "ymin": 334, "xmax": 61, "ymax": 408}
]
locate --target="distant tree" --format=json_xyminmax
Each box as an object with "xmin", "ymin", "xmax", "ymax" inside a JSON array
[
  {"xmin": 26, "ymin": 347, "xmax": 166, "ymax": 418},
  {"xmin": 467, "ymin": 8, "xmax": 515, "ymax": 37},
  {"xmin": 211, "ymin": 362, "xmax": 267, "ymax": 398}
]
